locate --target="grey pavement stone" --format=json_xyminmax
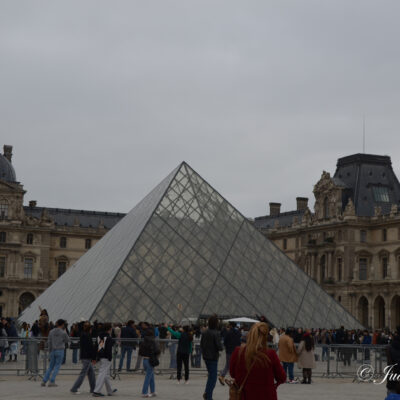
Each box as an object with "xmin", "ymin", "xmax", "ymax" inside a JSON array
[{"xmin": 0, "ymin": 375, "xmax": 387, "ymax": 400}]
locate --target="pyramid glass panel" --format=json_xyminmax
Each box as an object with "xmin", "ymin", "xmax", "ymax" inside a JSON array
[{"xmin": 20, "ymin": 162, "xmax": 363, "ymax": 329}]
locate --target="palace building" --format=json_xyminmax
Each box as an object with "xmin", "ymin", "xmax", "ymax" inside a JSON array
[
  {"xmin": 0, "ymin": 145, "xmax": 125, "ymax": 317},
  {"xmin": 254, "ymin": 153, "xmax": 400, "ymax": 330}
]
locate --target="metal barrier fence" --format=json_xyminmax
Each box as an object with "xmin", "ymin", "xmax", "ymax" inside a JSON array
[{"xmin": 0, "ymin": 337, "xmax": 389, "ymax": 381}]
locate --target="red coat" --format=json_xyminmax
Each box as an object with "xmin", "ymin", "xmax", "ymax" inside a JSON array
[{"xmin": 229, "ymin": 346, "xmax": 286, "ymax": 400}]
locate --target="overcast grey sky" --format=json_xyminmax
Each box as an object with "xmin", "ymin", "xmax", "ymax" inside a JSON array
[{"xmin": 1, "ymin": 1, "xmax": 400, "ymax": 217}]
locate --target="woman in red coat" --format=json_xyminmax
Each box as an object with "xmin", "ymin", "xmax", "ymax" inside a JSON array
[{"xmin": 229, "ymin": 322, "xmax": 286, "ymax": 400}]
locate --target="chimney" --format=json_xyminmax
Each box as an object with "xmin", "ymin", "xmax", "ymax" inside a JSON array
[
  {"xmin": 3, "ymin": 145, "xmax": 12, "ymax": 163},
  {"xmin": 269, "ymin": 202, "xmax": 281, "ymax": 216},
  {"xmin": 29, "ymin": 200, "xmax": 37, "ymax": 208},
  {"xmin": 296, "ymin": 197, "xmax": 309, "ymax": 211}
]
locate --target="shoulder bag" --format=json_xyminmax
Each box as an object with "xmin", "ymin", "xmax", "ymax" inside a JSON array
[{"xmin": 226, "ymin": 349, "xmax": 257, "ymax": 400}]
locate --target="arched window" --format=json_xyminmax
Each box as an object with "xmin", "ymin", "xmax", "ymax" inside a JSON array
[
  {"xmin": 323, "ymin": 197, "xmax": 329, "ymax": 219},
  {"xmin": 58, "ymin": 261, "xmax": 66, "ymax": 277},
  {"xmin": 26, "ymin": 233, "xmax": 33, "ymax": 245},
  {"xmin": 18, "ymin": 292, "xmax": 35, "ymax": 314}
]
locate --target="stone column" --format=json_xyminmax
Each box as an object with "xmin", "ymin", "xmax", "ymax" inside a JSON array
[
  {"xmin": 387, "ymin": 297, "xmax": 392, "ymax": 330},
  {"xmin": 368, "ymin": 295, "xmax": 374, "ymax": 330},
  {"xmin": 327, "ymin": 252, "xmax": 333, "ymax": 279},
  {"xmin": 369, "ymin": 254, "xmax": 377, "ymax": 281}
]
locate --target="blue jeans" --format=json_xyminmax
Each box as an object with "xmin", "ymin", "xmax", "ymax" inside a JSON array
[
  {"xmin": 72, "ymin": 348, "xmax": 79, "ymax": 364},
  {"xmin": 220, "ymin": 352, "xmax": 232, "ymax": 377},
  {"xmin": 43, "ymin": 349, "xmax": 64, "ymax": 383},
  {"xmin": 169, "ymin": 342, "xmax": 177, "ymax": 369},
  {"xmin": 282, "ymin": 362, "xmax": 294, "ymax": 381},
  {"xmin": 142, "ymin": 359, "xmax": 155, "ymax": 395},
  {"xmin": 204, "ymin": 360, "xmax": 218, "ymax": 400},
  {"xmin": 322, "ymin": 346, "xmax": 329, "ymax": 361},
  {"xmin": 119, "ymin": 346, "xmax": 133, "ymax": 370}
]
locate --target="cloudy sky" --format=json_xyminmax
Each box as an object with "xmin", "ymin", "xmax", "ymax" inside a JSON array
[{"xmin": 1, "ymin": 1, "xmax": 400, "ymax": 218}]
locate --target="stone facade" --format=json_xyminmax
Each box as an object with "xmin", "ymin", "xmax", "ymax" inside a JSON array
[
  {"xmin": 255, "ymin": 154, "xmax": 400, "ymax": 330},
  {"xmin": 0, "ymin": 146, "xmax": 125, "ymax": 318}
]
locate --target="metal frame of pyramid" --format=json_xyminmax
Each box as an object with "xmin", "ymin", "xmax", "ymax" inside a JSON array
[{"xmin": 20, "ymin": 162, "xmax": 363, "ymax": 329}]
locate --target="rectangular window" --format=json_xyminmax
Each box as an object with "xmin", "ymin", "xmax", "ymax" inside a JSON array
[
  {"xmin": 372, "ymin": 186, "xmax": 390, "ymax": 202},
  {"xmin": 360, "ymin": 230, "xmax": 367, "ymax": 243},
  {"xmin": 60, "ymin": 237, "xmax": 67, "ymax": 248},
  {"xmin": 24, "ymin": 258, "xmax": 33, "ymax": 279},
  {"xmin": 58, "ymin": 261, "xmax": 66, "ymax": 277},
  {"xmin": 359, "ymin": 258, "xmax": 367, "ymax": 280},
  {"xmin": 383, "ymin": 229, "xmax": 388, "ymax": 242},
  {"xmin": 383, "ymin": 257, "xmax": 388, "ymax": 279},
  {"xmin": 0, "ymin": 232, "xmax": 6, "ymax": 243},
  {"xmin": 85, "ymin": 238, "xmax": 92, "ymax": 250},
  {"xmin": 337, "ymin": 258, "xmax": 342, "ymax": 281},
  {"xmin": 0, "ymin": 257, "xmax": 5, "ymax": 277},
  {"xmin": 283, "ymin": 239, "xmax": 287, "ymax": 250},
  {"xmin": 27, "ymin": 233, "xmax": 33, "ymax": 245},
  {"xmin": 0, "ymin": 203, "xmax": 8, "ymax": 219}
]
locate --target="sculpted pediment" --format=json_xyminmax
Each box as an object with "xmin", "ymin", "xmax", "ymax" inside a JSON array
[
  {"xmin": 314, "ymin": 171, "xmax": 338, "ymax": 195},
  {"xmin": 313, "ymin": 171, "xmax": 344, "ymax": 220}
]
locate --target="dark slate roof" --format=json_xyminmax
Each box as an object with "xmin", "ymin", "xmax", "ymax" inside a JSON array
[
  {"xmin": 24, "ymin": 206, "xmax": 126, "ymax": 229},
  {"xmin": 0, "ymin": 154, "xmax": 16, "ymax": 183},
  {"xmin": 334, "ymin": 153, "xmax": 400, "ymax": 217},
  {"xmin": 254, "ymin": 210, "xmax": 305, "ymax": 229}
]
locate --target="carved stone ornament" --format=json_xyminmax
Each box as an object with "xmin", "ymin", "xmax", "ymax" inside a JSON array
[
  {"xmin": 40, "ymin": 208, "xmax": 54, "ymax": 226},
  {"xmin": 303, "ymin": 208, "xmax": 312, "ymax": 224},
  {"xmin": 374, "ymin": 206, "xmax": 382, "ymax": 217},
  {"xmin": 390, "ymin": 204, "xmax": 398, "ymax": 217},
  {"xmin": 24, "ymin": 215, "xmax": 40, "ymax": 226},
  {"xmin": 313, "ymin": 171, "xmax": 336, "ymax": 195},
  {"xmin": 344, "ymin": 198, "xmax": 356, "ymax": 217}
]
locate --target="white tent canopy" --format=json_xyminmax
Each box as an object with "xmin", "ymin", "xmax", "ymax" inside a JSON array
[{"xmin": 223, "ymin": 317, "xmax": 260, "ymax": 324}]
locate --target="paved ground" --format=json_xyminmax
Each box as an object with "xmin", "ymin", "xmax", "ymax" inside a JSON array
[{"xmin": 0, "ymin": 374, "xmax": 387, "ymax": 399}]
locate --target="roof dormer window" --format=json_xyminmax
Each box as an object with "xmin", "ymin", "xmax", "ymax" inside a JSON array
[{"xmin": 372, "ymin": 186, "xmax": 390, "ymax": 203}]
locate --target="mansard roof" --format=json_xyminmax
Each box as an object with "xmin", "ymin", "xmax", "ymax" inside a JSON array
[
  {"xmin": 23, "ymin": 206, "xmax": 126, "ymax": 229},
  {"xmin": 334, "ymin": 153, "xmax": 400, "ymax": 216}
]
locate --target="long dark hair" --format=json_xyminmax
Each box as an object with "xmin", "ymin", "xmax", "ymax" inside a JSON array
[{"xmin": 304, "ymin": 334, "xmax": 314, "ymax": 352}]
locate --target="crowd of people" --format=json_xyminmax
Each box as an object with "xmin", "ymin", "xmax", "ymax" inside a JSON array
[{"xmin": 2, "ymin": 311, "xmax": 400, "ymax": 399}]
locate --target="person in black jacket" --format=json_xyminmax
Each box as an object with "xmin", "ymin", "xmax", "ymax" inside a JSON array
[
  {"xmin": 167, "ymin": 324, "xmax": 193, "ymax": 383},
  {"xmin": 70, "ymin": 322, "xmax": 96, "ymax": 394},
  {"xmin": 139, "ymin": 329, "xmax": 160, "ymax": 398},
  {"xmin": 92, "ymin": 323, "xmax": 117, "ymax": 397},
  {"xmin": 200, "ymin": 316, "xmax": 223, "ymax": 400},
  {"xmin": 218, "ymin": 322, "xmax": 241, "ymax": 385},
  {"xmin": 118, "ymin": 320, "xmax": 138, "ymax": 372},
  {"xmin": 386, "ymin": 327, "xmax": 400, "ymax": 396}
]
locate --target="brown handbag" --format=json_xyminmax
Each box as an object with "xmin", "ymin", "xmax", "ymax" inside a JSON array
[{"xmin": 226, "ymin": 353, "xmax": 257, "ymax": 400}]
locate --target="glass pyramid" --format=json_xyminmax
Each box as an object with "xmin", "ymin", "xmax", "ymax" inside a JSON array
[{"xmin": 20, "ymin": 162, "xmax": 363, "ymax": 329}]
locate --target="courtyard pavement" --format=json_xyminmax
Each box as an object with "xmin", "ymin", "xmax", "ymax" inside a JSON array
[{"xmin": 0, "ymin": 375, "xmax": 387, "ymax": 400}]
